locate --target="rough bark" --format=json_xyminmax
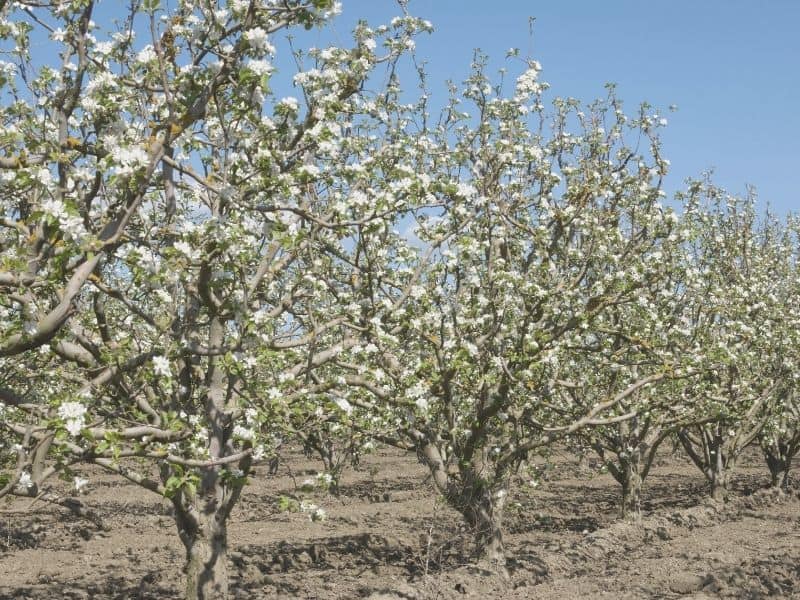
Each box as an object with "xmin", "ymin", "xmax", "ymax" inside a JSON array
[
  {"xmin": 459, "ymin": 474, "xmax": 507, "ymax": 570},
  {"xmin": 172, "ymin": 479, "xmax": 241, "ymax": 600},
  {"xmin": 169, "ymin": 315, "xmax": 241, "ymax": 600},
  {"xmin": 678, "ymin": 426, "xmax": 732, "ymax": 502},
  {"xmin": 764, "ymin": 447, "xmax": 792, "ymax": 490},
  {"xmin": 180, "ymin": 508, "xmax": 229, "ymax": 600},
  {"xmin": 619, "ymin": 457, "xmax": 643, "ymax": 520},
  {"xmin": 708, "ymin": 460, "xmax": 729, "ymax": 502},
  {"xmin": 417, "ymin": 441, "xmax": 509, "ymax": 576},
  {"xmin": 169, "ymin": 318, "xmax": 248, "ymax": 600}
]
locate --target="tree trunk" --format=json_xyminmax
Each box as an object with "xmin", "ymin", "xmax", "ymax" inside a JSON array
[
  {"xmin": 709, "ymin": 475, "xmax": 727, "ymax": 502},
  {"xmin": 167, "ymin": 465, "xmax": 248, "ymax": 600},
  {"xmin": 173, "ymin": 498, "xmax": 228, "ymax": 600},
  {"xmin": 321, "ymin": 447, "xmax": 342, "ymax": 496},
  {"xmin": 303, "ymin": 432, "xmax": 342, "ymax": 495},
  {"xmin": 769, "ymin": 466, "xmax": 789, "ymax": 490},
  {"xmin": 168, "ymin": 316, "xmax": 248, "ymax": 600},
  {"xmin": 620, "ymin": 456, "xmax": 643, "ymax": 520},
  {"xmin": 186, "ymin": 515, "xmax": 228, "ymax": 600},
  {"xmin": 593, "ymin": 416, "xmax": 652, "ymax": 521},
  {"xmin": 708, "ymin": 450, "xmax": 730, "ymax": 502},
  {"xmin": 416, "ymin": 441, "xmax": 508, "ymax": 577},
  {"xmin": 678, "ymin": 427, "xmax": 732, "ymax": 502},
  {"xmin": 764, "ymin": 449, "xmax": 791, "ymax": 490},
  {"xmin": 452, "ymin": 459, "xmax": 510, "ymax": 579},
  {"xmin": 175, "ymin": 500, "xmax": 230, "ymax": 600},
  {"xmin": 461, "ymin": 482, "xmax": 507, "ymax": 571}
]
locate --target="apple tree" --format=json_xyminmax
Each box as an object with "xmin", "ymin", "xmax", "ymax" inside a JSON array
[
  {"xmin": 325, "ymin": 58, "xmax": 684, "ymax": 569},
  {"xmin": 675, "ymin": 186, "xmax": 793, "ymax": 502},
  {"xmin": 0, "ymin": 1, "xmax": 433, "ymax": 598}
]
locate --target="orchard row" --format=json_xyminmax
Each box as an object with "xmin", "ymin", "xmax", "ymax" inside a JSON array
[{"xmin": 0, "ymin": 2, "xmax": 796, "ymax": 598}]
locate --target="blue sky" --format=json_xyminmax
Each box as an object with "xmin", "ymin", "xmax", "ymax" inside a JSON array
[
  {"xmin": 320, "ymin": 1, "xmax": 800, "ymax": 215},
  {"xmin": 21, "ymin": 1, "xmax": 797, "ymax": 215}
]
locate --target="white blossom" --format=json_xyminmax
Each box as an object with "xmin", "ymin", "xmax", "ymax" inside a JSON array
[
  {"xmin": 152, "ymin": 355, "xmax": 172, "ymax": 378},
  {"xmin": 58, "ymin": 401, "xmax": 87, "ymax": 436},
  {"xmin": 246, "ymin": 59, "xmax": 273, "ymax": 77},
  {"xmin": 16, "ymin": 471, "xmax": 34, "ymax": 491},
  {"xmin": 174, "ymin": 241, "xmax": 200, "ymax": 260},
  {"xmin": 233, "ymin": 424, "xmax": 255, "ymax": 441},
  {"xmin": 278, "ymin": 97, "xmax": 299, "ymax": 112},
  {"xmin": 515, "ymin": 61, "xmax": 543, "ymax": 100},
  {"xmin": 136, "ymin": 45, "xmax": 157, "ymax": 64},
  {"xmin": 244, "ymin": 27, "xmax": 275, "ymax": 54},
  {"xmin": 334, "ymin": 396, "xmax": 353, "ymax": 415},
  {"xmin": 110, "ymin": 145, "xmax": 150, "ymax": 177}
]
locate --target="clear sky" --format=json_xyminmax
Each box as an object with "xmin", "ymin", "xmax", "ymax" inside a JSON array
[
  {"xmin": 321, "ymin": 0, "xmax": 800, "ymax": 216},
  {"xmin": 22, "ymin": 1, "xmax": 798, "ymax": 215}
]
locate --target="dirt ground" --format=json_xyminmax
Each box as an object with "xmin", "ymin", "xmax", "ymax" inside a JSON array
[{"xmin": 1, "ymin": 444, "xmax": 799, "ymax": 599}]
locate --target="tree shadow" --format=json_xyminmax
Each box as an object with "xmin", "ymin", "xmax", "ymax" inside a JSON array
[
  {"xmin": 637, "ymin": 473, "xmax": 708, "ymax": 512},
  {"xmin": 508, "ymin": 513, "xmax": 601, "ymax": 535},
  {"xmin": 727, "ymin": 472, "xmax": 770, "ymax": 497},
  {"xmin": 0, "ymin": 522, "xmax": 41, "ymax": 552},
  {"xmin": 0, "ymin": 573, "xmax": 177, "ymax": 600},
  {"xmin": 234, "ymin": 532, "xmax": 417, "ymax": 576},
  {"xmin": 334, "ymin": 476, "xmax": 422, "ymax": 500}
]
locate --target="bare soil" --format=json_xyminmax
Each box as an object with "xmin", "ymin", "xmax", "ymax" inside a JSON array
[{"xmin": 1, "ymin": 445, "xmax": 799, "ymax": 599}]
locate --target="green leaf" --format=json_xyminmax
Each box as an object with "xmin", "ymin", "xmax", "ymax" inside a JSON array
[
  {"xmin": 277, "ymin": 495, "xmax": 300, "ymax": 512},
  {"xmin": 163, "ymin": 475, "xmax": 183, "ymax": 498}
]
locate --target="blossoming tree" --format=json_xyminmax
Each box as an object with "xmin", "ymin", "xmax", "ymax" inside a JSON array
[
  {"xmin": 0, "ymin": 1, "xmax": 433, "ymax": 597},
  {"xmin": 761, "ymin": 389, "xmax": 800, "ymax": 490},
  {"xmin": 322, "ymin": 58, "xmax": 685, "ymax": 569},
  {"xmin": 564, "ymin": 196, "xmax": 728, "ymax": 519},
  {"xmin": 561, "ymin": 288, "xmax": 700, "ymax": 519},
  {"xmin": 675, "ymin": 186, "xmax": 794, "ymax": 502},
  {"xmin": 758, "ymin": 217, "xmax": 800, "ymax": 490}
]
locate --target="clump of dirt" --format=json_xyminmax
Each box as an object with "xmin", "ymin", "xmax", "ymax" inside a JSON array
[{"xmin": 703, "ymin": 554, "xmax": 800, "ymax": 598}]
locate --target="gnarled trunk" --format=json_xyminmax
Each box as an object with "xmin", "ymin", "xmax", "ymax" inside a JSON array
[
  {"xmin": 768, "ymin": 463, "xmax": 790, "ymax": 490},
  {"xmin": 593, "ymin": 419, "xmax": 669, "ymax": 521},
  {"xmin": 764, "ymin": 447, "xmax": 791, "ymax": 490},
  {"xmin": 708, "ymin": 460, "xmax": 729, "ymax": 502},
  {"xmin": 416, "ymin": 441, "xmax": 509, "ymax": 576},
  {"xmin": 678, "ymin": 426, "xmax": 733, "ymax": 502},
  {"xmin": 167, "ymin": 461, "xmax": 249, "ymax": 599},
  {"xmin": 168, "ymin": 315, "xmax": 249, "ymax": 599},
  {"xmin": 179, "ymin": 508, "xmax": 229, "ymax": 600},
  {"xmin": 707, "ymin": 434, "xmax": 732, "ymax": 502},
  {"xmin": 619, "ymin": 457, "xmax": 643, "ymax": 520},
  {"xmin": 172, "ymin": 488, "xmax": 232, "ymax": 600},
  {"xmin": 460, "ymin": 477, "xmax": 507, "ymax": 570}
]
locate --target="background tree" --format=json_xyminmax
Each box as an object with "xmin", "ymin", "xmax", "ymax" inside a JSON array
[
  {"xmin": 757, "ymin": 218, "xmax": 800, "ymax": 490},
  {"xmin": 567, "ymin": 205, "xmax": 705, "ymax": 519},
  {"xmin": 328, "ymin": 59, "xmax": 685, "ymax": 569},
  {"xmin": 676, "ymin": 186, "xmax": 792, "ymax": 502},
  {"xmin": 562, "ymin": 326, "xmax": 695, "ymax": 519},
  {"xmin": 761, "ymin": 389, "xmax": 800, "ymax": 490}
]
